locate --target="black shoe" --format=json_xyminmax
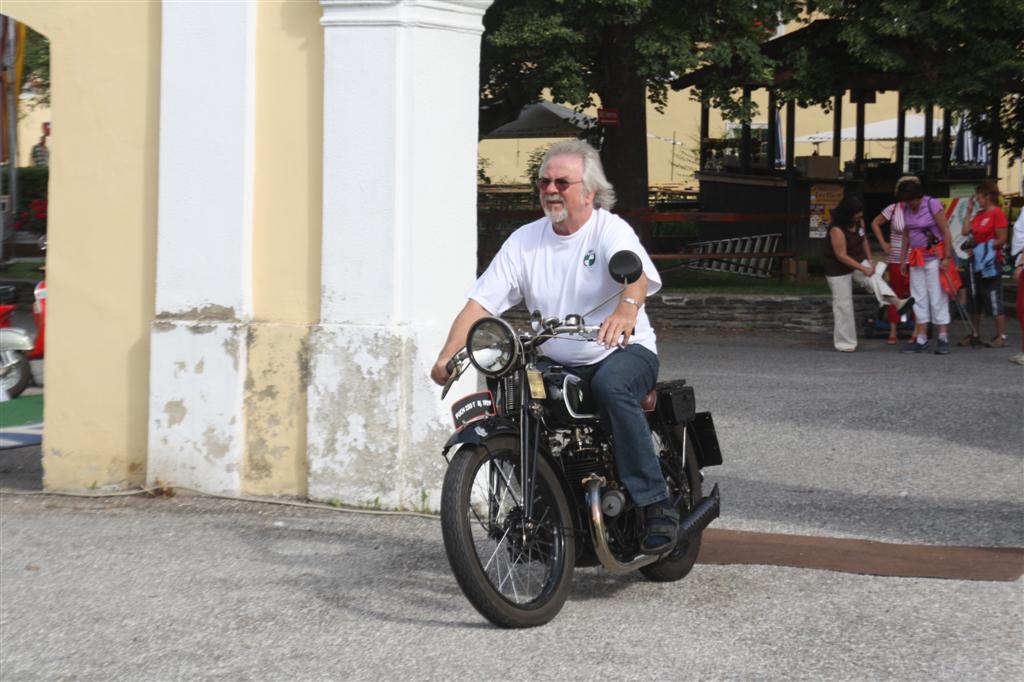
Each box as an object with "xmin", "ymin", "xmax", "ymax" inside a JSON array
[
  {"xmin": 902, "ymin": 340, "xmax": 928, "ymax": 353},
  {"xmin": 641, "ymin": 503, "xmax": 680, "ymax": 555}
]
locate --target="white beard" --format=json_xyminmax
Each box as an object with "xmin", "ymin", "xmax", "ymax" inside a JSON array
[
  {"xmin": 543, "ymin": 205, "xmax": 568, "ymax": 224},
  {"xmin": 542, "ymin": 195, "xmax": 568, "ymax": 224}
]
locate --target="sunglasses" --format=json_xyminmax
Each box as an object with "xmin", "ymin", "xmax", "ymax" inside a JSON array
[{"xmin": 537, "ymin": 177, "xmax": 583, "ymax": 191}]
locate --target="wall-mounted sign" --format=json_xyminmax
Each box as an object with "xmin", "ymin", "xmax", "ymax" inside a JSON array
[
  {"xmin": 598, "ymin": 108, "xmax": 620, "ymax": 126},
  {"xmin": 808, "ymin": 183, "xmax": 844, "ymax": 238}
]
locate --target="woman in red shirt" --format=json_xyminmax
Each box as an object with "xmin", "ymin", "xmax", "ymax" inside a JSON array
[{"xmin": 960, "ymin": 180, "xmax": 1009, "ymax": 347}]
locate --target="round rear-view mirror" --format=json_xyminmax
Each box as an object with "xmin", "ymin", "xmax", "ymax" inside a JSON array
[{"xmin": 608, "ymin": 250, "xmax": 642, "ymax": 284}]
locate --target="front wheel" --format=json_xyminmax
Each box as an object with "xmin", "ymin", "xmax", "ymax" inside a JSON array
[
  {"xmin": 440, "ymin": 435, "xmax": 575, "ymax": 628},
  {"xmin": 0, "ymin": 350, "xmax": 31, "ymax": 398}
]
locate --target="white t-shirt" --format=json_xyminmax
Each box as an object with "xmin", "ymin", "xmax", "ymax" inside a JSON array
[
  {"xmin": 467, "ymin": 208, "xmax": 662, "ymax": 366},
  {"xmin": 1012, "ymin": 210, "xmax": 1024, "ymax": 266}
]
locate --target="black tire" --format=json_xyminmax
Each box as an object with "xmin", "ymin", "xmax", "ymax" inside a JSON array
[
  {"xmin": 640, "ymin": 434, "xmax": 703, "ymax": 582},
  {"xmin": 440, "ymin": 435, "xmax": 575, "ymax": 628},
  {"xmin": 0, "ymin": 350, "xmax": 31, "ymax": 398}
]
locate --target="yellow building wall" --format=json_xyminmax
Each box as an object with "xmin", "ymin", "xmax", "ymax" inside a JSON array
[
  {"xmin": 245, "ymin": 0, "xmax": 324, "ymax": 497},
  {"xmin": 3, "ymin": 1, "xmax": 160, "ymax": 489},
  {"xmin": 5, "ymin": 1, "xmax": 327, "ymax": 494}
]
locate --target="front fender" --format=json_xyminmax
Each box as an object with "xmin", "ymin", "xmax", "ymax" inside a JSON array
[
  {"xmin": 442, "ymin": 416, "xmax": 519, "ymax": 457},
  {"xmin": 0, "ymin": 328, "xmax": 33, "ymax": 352}
]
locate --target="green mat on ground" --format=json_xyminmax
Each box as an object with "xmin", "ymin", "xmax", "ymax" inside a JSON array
[{"xmin": 0, "ymin": 394, "xmax": 44, "ymax": 428}]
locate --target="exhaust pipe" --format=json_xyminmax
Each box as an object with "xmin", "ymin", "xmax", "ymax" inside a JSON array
[
  {"xmin": 584, "ymin": 478, "xmax": 722, "ymax": 575},
  {"xmin": 584, "ymin": 478, "xmax": 660, "ymax": 575},
  {"xmin": 678, "ymin": 483, "xmax": 720, "ymax": 543}
]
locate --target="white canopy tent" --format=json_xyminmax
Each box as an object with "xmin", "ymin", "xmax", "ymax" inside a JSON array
[
  {"xmin": 482, "ymin": 101, "xmax": 596, "ymax": 139},
  {"xmin": 795, "ymin": 114, "xmax": 944, "ymax": 142}
]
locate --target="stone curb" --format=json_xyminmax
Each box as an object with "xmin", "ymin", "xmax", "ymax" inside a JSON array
[{"xmin": 503, "ymin": 293, "xmax": 878, "ymax": 335}]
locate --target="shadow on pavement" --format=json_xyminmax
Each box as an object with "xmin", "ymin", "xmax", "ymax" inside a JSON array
[{"xmin": 0, "ymin": 444, "xmax": 43, "ymax": 491}]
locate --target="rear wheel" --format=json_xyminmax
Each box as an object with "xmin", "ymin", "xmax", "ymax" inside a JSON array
[
  {"xmin": 440, "ymin": 435, "xmax": 575, "ymax": 628},
  {"xmin": 641, "ymin": 434, "xmax": 703, "ymax": 582},
  {"xmin": 0, "ymin": 350, "xmax": 31, "ymax": 398}
]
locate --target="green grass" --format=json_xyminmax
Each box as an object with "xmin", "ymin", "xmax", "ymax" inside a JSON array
[
  {"xmin": 660, "ymin": 267, "xmax": 830, "ymax": 295},
  {"xmin": 0, "ymin": 260, "xmax": 46, "ymax": 281},
  {"xmin": 0, "ymin": 394, "xmax": 44, "ymax": 428}
]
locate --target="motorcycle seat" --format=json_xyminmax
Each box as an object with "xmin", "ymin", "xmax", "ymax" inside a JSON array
[{"xmin": 640, "ymin": 389, "xmax": 657, "ymax": 412}]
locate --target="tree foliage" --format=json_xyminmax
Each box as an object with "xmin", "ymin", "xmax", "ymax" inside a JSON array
[
  {"xmin": 479, "ymin": 0, "xmax": 801, "ymax": 207},
  {"xmin": 21, "ymin": 25, "xmax": 50, "ymax": 108},
  {"xmin": 480, "ymin": 0, "xmax": 1024, "ymax": 195},
  {"xmin": 777, "ymin": 1, "xmax": 1024, "ymax": 158}
]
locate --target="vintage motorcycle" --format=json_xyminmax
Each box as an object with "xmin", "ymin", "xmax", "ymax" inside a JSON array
[{"xmin": 438, "ymin": 251, "xmax": 723, "ymax": 628}]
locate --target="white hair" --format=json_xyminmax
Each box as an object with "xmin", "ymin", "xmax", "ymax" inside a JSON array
[{"xmin": 539, "ymin": 139, "xmax": 617, "ymax": 210}]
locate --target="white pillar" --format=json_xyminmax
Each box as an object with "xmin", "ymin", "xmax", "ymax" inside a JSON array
[
  {"xmin": 309, "ymin": 0, "xmax": 491, "ymax": 508},
  {"xmin": 147, "ymin": 1, "xmax": 257, "ymax": 494}
]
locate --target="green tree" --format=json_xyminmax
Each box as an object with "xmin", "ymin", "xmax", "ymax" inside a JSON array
[
  {"xmin": 479, "ymin": 0, "xmax": 800, "ymax": 209},
  {"xmin": 21, "ymin": 25, "xmax": 50, "ymax": 108},
  {"xmin": 782, "ymin": 1, "xmax": 1024, "ymax": 158}
]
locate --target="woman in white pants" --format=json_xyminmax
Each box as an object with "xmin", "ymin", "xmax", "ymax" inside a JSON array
[
  {"xmin": 896, "ymin": 181, "xmax": 956, "ymax": 354},
  {"xmin": 823, "ymin": 197, "xmax": 891, "ymax": 352}
]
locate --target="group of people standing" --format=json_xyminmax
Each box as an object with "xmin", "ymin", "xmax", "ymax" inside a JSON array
[{"xmin": 824, "ymin": 176, "xmax": 1024, "ymax": 364}]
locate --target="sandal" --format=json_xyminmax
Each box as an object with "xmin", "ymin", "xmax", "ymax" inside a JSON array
[
  {"xmin": 887, "ymin": 336, "xmax": 898, "ymax": 345},
  {"xmin": 641, "ymin": 503, "xmax": 680, "ymax": 555}
]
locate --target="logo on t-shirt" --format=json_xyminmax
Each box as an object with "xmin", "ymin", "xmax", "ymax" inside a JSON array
[{"xmin": 583, "ymin": 250, "xmax": 596, "ymax": 267}]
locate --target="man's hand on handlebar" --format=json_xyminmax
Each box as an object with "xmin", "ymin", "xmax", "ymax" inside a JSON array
[
  {"xmin": 430, "ymin": 358, "xmax": 452, "ymax": 386},
  {"xmin": 597, "ymin": 301, "xmax": 637, "ymax": 348}
]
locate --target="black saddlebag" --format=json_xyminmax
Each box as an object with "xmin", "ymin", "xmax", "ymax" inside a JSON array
[{"xmin": 656, "ymin": 379, "xmax": 695, "ymax": 425}]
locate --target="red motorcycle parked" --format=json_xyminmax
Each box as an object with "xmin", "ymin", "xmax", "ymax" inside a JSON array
[{"xmin": 0, "ymin": 280, "xmax": 45, "ymax": 398}]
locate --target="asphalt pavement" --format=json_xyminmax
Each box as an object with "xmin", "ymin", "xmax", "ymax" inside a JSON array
[{"xmin": 1, "ymin": 328, "xmax": 1022, "ymax": 680}]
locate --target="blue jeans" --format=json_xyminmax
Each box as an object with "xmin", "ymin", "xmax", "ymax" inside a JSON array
[{"xmin": 567, "ymin": 345, "xmax": 668, "ymax": 507}]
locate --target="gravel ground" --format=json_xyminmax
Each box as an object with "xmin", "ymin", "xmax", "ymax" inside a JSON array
[
  {"xmin": 1, "ymin": 495, "xmax": 1021, "ymax": 681},
  {"xmin": 658, "ymin": 328, "xmax": 1023, "ymax": 547}
]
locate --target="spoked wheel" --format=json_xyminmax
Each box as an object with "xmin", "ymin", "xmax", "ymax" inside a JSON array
[
  {"xmin": 441, "ymin": 435, "xmax": 575, "ymax": 628},
  {"xmin": 0, "ymin": 350, "xmax": 31, "ymax": 398},
  {"xmin": 641, "ymin": 434, "xmax": 703, "ymax": 582}
]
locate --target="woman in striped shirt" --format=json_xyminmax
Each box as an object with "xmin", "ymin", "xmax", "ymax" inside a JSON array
[{"xmin": 870, "ymin": 176, "xmax": 920, "ymax": 345}]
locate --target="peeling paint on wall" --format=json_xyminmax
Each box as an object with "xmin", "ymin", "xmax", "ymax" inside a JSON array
[
  {"xmin": 164, "ymin": 400, "xmax": 187, "ymax": 427},
  {"xmin": 148, "ymin": 321, "xmax": 246, "ymax": 494},
  {"xmin": 203, "ymin": 425, "xmax": 231, "ymax": 460},
  {"xmin": 240, "ymin": 323, "xmax": 309, "ymax": 496},
  {"xmin": 156, "ymin": 304, "xmax": 237, "ymax": 321},
  {"xmin": 223, "ymin": 334, "xmax": 241, "ymax": 372}
]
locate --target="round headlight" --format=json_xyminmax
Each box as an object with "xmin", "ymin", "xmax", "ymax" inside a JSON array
[{"xmin": 467, "ymin": 317, "xmax": 519, "ymax": 376}]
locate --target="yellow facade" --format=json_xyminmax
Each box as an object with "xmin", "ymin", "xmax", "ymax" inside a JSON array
[
  {"xmin": 5, "ymin": 1, "xmax": 325, "ymax": 492},
  {"xmin": 5, "ymin": 1, "xmax": 161, "ymax": 489},
  {"xmin": 246, "ymin": 0, "xmax": 324, "ymax": 496}
]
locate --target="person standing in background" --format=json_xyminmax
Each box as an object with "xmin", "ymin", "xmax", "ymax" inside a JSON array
[
  {"xmin": 898, "ymin": 182, "xmax": 956, "ymax": 354},
  {"xmin": 1010, "ymin": 209, "xmax": 1024, "ymax": 366},
  {"xmin": 30, "ymin": 136, "xmax": 49, "ymax": 167},
  {"xmin": 871, "ymin": 176, "xmax": 920, "ymax": 345},
  {"xmin": 960, "ymin": 180, "xmax": 1009, "ymax": 348}
]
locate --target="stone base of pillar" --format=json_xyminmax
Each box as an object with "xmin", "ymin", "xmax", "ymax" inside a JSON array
[
  {"xmin": 306, "ymin": 322, "xmax": 455, "ymax": 510},
  {"xmin": 147, "ymin": 320, "xmax": 248, "ymax": 494},
  {"xmin": 147, "ymin": 320, "xmax": 312, "ymax": 497}
]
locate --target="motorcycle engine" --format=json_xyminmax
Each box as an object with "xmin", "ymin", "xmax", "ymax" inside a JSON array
[{"xmin": 548, "ymin": 426, "xmax": 612, "ymax": 488}]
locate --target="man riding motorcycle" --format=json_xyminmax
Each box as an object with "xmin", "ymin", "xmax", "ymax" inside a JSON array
[{"xmin": 431, "ymin": 140, "xmax": 678, "ymax": 554}]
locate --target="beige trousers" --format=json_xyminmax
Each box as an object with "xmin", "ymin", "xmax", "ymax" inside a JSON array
[
  {"xmin": 826, "ymin": 271, "xmax": 865, "ymax": 351},
  {"xmin": 827, "ymin": 262, "xmax": 906, "ymax": 351}
]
